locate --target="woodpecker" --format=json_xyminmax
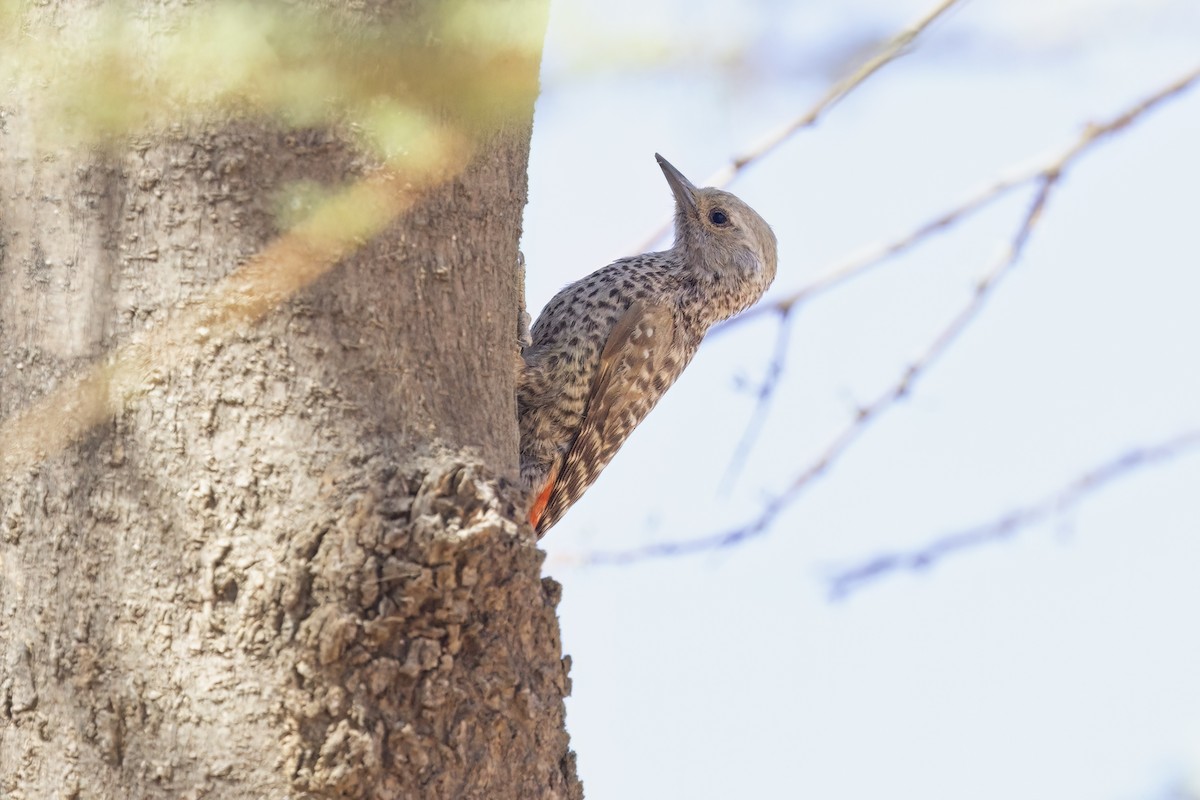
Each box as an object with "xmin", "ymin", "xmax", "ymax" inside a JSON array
[{"xmin": 518, "ymin": 154, "xmax": 778, "ymax": 536}]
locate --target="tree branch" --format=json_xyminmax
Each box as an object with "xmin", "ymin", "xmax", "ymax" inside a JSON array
[
  {"xmin": 719, "ymin": 306, "xmax": 797, "ymax": 492},
  {"xmin": 826, "ymin": 430, "xmax": 1200, "ymax": 599},
  {"xmin": 725, "ymin": 62, "xmax": 1200, "ymax": 330},
  {"xmin": 578, "ymin": 64, "xmax": 1200, "ymax": 568},
  {"xmin": 631, "ymin": 0, "xmax": 966, "ymax": 253}
]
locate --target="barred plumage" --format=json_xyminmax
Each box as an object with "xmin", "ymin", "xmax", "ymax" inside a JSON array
[{"xmin": 519, "ymin": 154, "xmax": 778, "ymax": 536}]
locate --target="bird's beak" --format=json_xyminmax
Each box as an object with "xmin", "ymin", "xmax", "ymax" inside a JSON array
[{"xmin": 656, "ymin": 153, "xmax": 698, "ymax": 216}]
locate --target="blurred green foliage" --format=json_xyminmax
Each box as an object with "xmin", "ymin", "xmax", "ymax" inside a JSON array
[{"xmin": 0, "ymin": 0, "xmax": 545, "ymax": 160}]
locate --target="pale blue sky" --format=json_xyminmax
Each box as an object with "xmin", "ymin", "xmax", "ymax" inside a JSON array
[{"xmin": 521, "ymin": 0, "xmax": 1200, "ymax": 798}]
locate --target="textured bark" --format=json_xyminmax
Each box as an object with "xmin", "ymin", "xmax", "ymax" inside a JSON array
[{"xmin": 0, "ymin": 2, "xmax": 580, "ymax": 798}]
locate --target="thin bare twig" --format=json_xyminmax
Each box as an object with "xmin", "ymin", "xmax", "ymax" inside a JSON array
[
  {"xmin": 583, "ymin": 176, "xmax": 1055, "ymax": 567},
  {"xmin": 578, "ymin": 64, "xmax": 1200, "ymax": 567},
  {"xmin": 631, "ymin": 0, "xmax": 966, "ymax": 253},
  {"xmin": 706, "ymin": 0, "xmax": 966, "ymax": 184},
  {"xmin": 726, "ymin": 61, "xmax": 1200, "ymax": 330},
  {"xmin": 719, "ymin": 306, "xmax": 797, "ymax": 493},
  {"xmin": 826, "ymin": 430, "xmax": 1200, "ymax": 599}
]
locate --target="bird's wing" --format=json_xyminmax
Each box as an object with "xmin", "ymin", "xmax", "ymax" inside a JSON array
[{"xmin": 536, "ymin": 300, "xmax": 678, "ymax": 535}]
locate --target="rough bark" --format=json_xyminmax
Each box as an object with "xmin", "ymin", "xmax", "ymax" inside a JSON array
[{"xmin": 0, "ymin": 1, "xmax": 580, "ymax": 798}]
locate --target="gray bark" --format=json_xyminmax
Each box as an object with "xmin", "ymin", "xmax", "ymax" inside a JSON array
[{"xmin": 0, "ymin": 1, "xmax": 580, "ymax": 797}]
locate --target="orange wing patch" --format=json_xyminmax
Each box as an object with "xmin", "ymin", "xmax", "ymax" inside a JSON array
[{"xmin": 529, "ymin": 465, "xmax": 558, "ymax": 531}]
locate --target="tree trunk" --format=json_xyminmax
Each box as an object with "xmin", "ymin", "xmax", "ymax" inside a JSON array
[{"xmin": 0, "ymin": 2, "xmax": 580, "ymax": 798}]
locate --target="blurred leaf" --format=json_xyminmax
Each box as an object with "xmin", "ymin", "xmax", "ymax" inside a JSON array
[{"xmin": 3, "ymin": 0, "xmax": 545, "ymax": 150}]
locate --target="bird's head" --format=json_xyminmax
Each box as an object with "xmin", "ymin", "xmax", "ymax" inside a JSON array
[{"xmin": 656, "ymin": 153, "xmax": 778, "ymax": 297}]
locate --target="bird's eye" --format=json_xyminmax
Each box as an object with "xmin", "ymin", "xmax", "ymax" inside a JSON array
[{"xmin": 708, "ymin": 209, "xmax": 729, "ymax": 226}]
